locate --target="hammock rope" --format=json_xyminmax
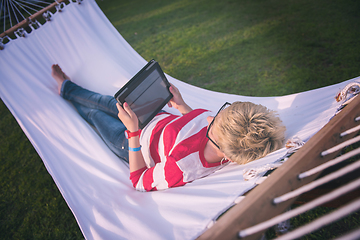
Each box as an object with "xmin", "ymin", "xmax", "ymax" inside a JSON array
[
  {"xmin": 0, "ymin": 0, "xmax": 68, "ymax": 41},
  {"xmin": 0, "ymin": 0, "xmax": 51, "ymax": 32}
]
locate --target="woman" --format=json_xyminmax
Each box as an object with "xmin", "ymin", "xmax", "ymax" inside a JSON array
[{"xmin": 52, "ymin": 64, "xmax": 286, "ymax": 191}]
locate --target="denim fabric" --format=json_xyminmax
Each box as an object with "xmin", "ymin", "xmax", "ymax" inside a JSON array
[{"xmin": 61, "ymin": 80, "xmax": 129, "ymax": 162}]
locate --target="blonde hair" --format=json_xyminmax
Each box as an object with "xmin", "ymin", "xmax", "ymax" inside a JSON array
[{"xmin": 213, "ymin": 102, "xmax": 286, "ymax": 165}]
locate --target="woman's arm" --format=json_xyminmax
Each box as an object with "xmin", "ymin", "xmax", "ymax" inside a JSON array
[
  {"xmin": 116, "ymin": 102, "xmax": 147, "ymax": 172},
  {"xmin": 167, "ymin": 84, "xmax": 193, "ymax": 115}
]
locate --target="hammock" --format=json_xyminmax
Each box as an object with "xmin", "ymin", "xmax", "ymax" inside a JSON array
[{"xmin": 0, "ymin": 0, "xmax": 358, "ymax": 239}]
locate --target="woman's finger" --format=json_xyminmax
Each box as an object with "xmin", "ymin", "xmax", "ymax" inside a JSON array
[
  {"xmin": 169, "ymin": 84, "xmax": 179, "ymax": 95},
  {"xmin": 116, "ymin": 103, "xmax": 127, "ymax": 116},
  {"xmin": 116, "ymin": 103, "xmax": 132, "ymax": 122},
  {"xmin": 117, "ymin": 103, "xmax": 139, "ymax": 131},
  {"xmin": 123, "ymin": 102, "xmax": 136, "ymax": 118}
]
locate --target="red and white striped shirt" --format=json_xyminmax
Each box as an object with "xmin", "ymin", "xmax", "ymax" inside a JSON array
[{"xmin": 130, "ymin": 109, "xmax": 228, "ymax": 191}]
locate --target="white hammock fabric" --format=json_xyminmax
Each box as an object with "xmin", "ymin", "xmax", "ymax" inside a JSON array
[{"xmin": 0, "ymin": 0, "xmax": 358, "ymax": 239}]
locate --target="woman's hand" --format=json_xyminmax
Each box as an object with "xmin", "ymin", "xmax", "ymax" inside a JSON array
[
  {"xmin": 168, "ymin": 84, "xmax": 193, "ymax": 115},
  {"xmin": 117, "ymin": 102, "xmax": 146, "ymax": 172},
  {"xmin": 116, "ymin": 102, "xmax": 139, "ymax": 132}
]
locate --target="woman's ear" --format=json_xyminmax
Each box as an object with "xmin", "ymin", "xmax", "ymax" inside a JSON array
[{"xmin": 224, "ymin": 154, "xmax": 233, "ymax": 162}]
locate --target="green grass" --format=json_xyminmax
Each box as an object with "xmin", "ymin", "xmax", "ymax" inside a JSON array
[
  {"xmin": 1, "ymin": 0, "xmax": 360, "ymax": 239},
  {"xmin": 0, "ymin": 102, "xmax": 82, "ymax": 239},
  {"xmin": 102, "ymin": 0, "xmax": 360, "ymax": 96}
]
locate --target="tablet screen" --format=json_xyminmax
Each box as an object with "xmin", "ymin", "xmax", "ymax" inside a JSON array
[
  {"xmin": 114, "ymin": 60, "xmax": 173, "ymax": 129},
  {"xmin": 125, "ymin": 69, "xmax": 169, "ymax": 125}
]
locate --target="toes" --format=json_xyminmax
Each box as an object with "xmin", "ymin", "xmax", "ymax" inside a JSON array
[{"xmin": 51, "ymin": 64, "xmax": 70, "ymax": 81}]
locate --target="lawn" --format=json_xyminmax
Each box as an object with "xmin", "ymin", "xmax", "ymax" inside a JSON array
[{"xmin": 1, "ymin": 0, "xmax": 359, "ymax": 239}]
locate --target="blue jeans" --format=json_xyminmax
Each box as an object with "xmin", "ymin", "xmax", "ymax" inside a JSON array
[{"xmin": 60, "ymin": 80, "xmax": 129, "ymax": 162}]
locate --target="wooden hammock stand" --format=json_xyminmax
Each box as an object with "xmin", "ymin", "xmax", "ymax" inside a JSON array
[{"xmin": 198, "ymin": 95, "xmax": 360, "ymax": 239}]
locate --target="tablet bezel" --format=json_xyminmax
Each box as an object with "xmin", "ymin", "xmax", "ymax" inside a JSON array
[{"xmin": 114, "ymin": 59, "xmax": 173, "ymax": 129}]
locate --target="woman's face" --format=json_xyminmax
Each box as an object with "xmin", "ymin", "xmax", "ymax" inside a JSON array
[
  {"xmin": 206, "ymin": 102, "xmax": 229, "ymax": 150},
  {"xmin": 207, "ymin": 114, "xmax": 232, "ymax": 161},
  {"xmin": 206, "ymin": 115, "xmax": 222, "ymax": 152}
]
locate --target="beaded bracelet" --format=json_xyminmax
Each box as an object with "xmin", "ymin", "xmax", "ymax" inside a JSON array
[{"xmin": 129, "ymin": 146, "xmax": 141, "ymax": 152}]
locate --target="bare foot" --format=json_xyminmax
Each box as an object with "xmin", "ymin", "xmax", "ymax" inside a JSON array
[{"xmin": 51, "ymin": 64, "xmax": 70, "ymax": 94}]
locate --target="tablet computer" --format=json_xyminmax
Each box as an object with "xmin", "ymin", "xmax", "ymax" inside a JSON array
[{"xmin": 114, "ymin": 59, "xmax": 173, "ymax": 129}]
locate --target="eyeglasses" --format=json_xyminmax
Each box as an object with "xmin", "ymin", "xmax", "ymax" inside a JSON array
[{"xmin": 206, "ymin": 102, "xmax": 231, "ymax": 150}]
